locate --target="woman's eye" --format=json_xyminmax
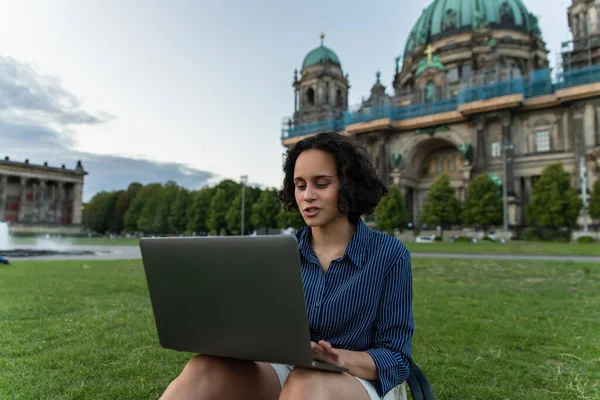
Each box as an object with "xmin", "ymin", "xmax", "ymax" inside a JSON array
[
  {"xmin": 296, "ymin": 185, "xmax": 306, "ymax": 190},
  {"xmin": 316, "ymin": 183, "xmax": 329, "ymax": 188}
]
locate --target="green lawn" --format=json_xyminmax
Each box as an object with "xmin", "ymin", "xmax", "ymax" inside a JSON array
[
  {"xmin": 404, "ymin": 241, "xmax": 600, "ymax": 256},
  {"xmin": 1, "ymin": 259, "xmax": 598, "ymax": 399}
]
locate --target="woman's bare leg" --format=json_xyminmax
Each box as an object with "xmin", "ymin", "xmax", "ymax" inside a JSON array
[
  {"xmin": 160, "ymin": 355, "xmax": 281, "ymax": 400},
  {"xmin": 279, "ymin": 368, "xmax": 370, "ymax": 400}
]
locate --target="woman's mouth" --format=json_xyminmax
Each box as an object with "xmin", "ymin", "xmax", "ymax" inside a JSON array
[{"xmin": 303, "ymin": 207, "xmax": 320, "ymax": 217}]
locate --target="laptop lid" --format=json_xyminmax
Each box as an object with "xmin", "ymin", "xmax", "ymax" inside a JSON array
[{"xmin": 139, "ymin": 235, "xmax": 314, "ymax": 366}]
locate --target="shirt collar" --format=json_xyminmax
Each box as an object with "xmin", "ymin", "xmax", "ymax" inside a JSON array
[{"xmin": 297, "ymin": 218, "xmax": 371, "ymax": 268}]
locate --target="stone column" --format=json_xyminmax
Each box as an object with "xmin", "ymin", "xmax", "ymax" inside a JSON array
[
  {"xmin": 584, "ymin": 104, "xmax": 596, "ymax": 148},
  {"xmin": 571, "ymin": 104, "xmax": 586, "ymax": 189},
  {"xmin": 71, "ymin": 182, "xmax": 83, "ymax": 225},
  {"xmin": 56, "ymin": 182, "xmax": 65, "ymax": 224},
  {"xmin": 0, "ymin": 175, "xmax": 7, "ymax": 221},
  {"xmin": 525, "ymin": 177, "xmax": 533, "ymax": 203},
  {"xmin": 50, "ymin": 183, "xmax": 57, "ymax": 223},
  {"xmin": 38, "ymin": 180, "xmax": 47, "ymax": 223},
  {"xmin": 501, "ymin": 113, "xmax": 516, "ymax": 196},
  {"xmin": 475, "ymin": 116, "xmax": 487, "ymax": 172},
  {"xmin": 18, "ymin": 177, "xmax": 27, "ymax": 222}
]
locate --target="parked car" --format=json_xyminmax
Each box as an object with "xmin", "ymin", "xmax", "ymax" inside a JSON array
[{"xmin": 416, "ymin": 235, "xmax": 436, "ymax": 243}]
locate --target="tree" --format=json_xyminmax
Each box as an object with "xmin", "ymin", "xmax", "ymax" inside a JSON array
[
  {"xmin": 135, "ymin": 184, "xmax": 164, "ymax": 233},
  {"xmin": 420, "ymin": 173, "xmax": 461, "ymax": 237},
  {"xmin": 152, "ymin": 181, "xmax": 179, "ymax": 234},
  {"xmin": 462, "ymin": 172, "xmax": 503, "ymax": 232},
  {"xmin": 375, "ymin": 185, "xmax": 408, "ymax": 235},
  {"xmin": 112, "ymin": 190, "xmax": 130, "ymax": 233},
  {"xmin": 83, "ymin": 191, "xmax": 118, "ymax": 234},
  {"xmin": 169, "ymin": 187, "xmax": 192, "ymax": 234},
  {"xmin": 276, "ymin": 206, "xmax": 305, "ymax": 230},
  {"xmin": 590, "ymin": 179, "xmax": 600, "ymax": 221},
  {"xmin": 225, "ymin": 192, "xmax": 243, "ymax": 235},
  {"xmin": 251, "ymin": 189, "xmax": 280, "ymax": 234},
  {"xmin": 207, "ymin": 189, "xmax": 229, "ymax": 235},
  {"xmin": 525, "ymin": 162, "xmax": 582, "ymax": 229},
  {"xmin": 124, "ymin": 184, "xmax": 162, "ymax": 233},
  {"xmin": 187, "ymin": 188, "xmax": 213, "ymax": 235}
]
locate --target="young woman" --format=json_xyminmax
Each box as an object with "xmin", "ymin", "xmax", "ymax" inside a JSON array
[{"xmin": 161, "ymin": 131, "xmax": 414, "ymax": 400}]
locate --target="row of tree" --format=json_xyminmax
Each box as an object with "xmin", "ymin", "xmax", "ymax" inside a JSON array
[
  {"xmin": 377, "ymin": 162, "xmax": 599, "ymax": 236},
  {"xmin": 83, "ymin": 162, "xmax": 600, "ymax": 236},
  {"xmin": 83, "ymin": 179, "xmax": 304, "ymax": 236}
]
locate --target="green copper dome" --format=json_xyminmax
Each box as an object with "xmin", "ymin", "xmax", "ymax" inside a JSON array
[
  {"xmin": 302, "ymin": 35, "xmax": 342, "ymax": 70},
  {"xmin": 404, "ymin": 0, "xmax": 541, "ymax": 58}
]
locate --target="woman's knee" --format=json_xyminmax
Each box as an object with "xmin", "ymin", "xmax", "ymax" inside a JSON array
[
  {"xmin": 180, "ymin": 355, "xmax": 235, "ymax": 384},
  {"xmin": 280, "ymin": 369, "xmax": 328, "ymax": 398}
]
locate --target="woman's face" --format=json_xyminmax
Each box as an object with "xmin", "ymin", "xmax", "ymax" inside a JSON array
[{"xmin": 293, "ymin": 149, "xmax": 343, "ymax": 228}]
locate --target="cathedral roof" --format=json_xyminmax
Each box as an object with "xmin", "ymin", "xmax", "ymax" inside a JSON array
[
  {"xmin": 302, "ymin": 34, "xmax": 342, "ymax": 70},
  {"xmin": 403, "ymin": 0, "xmax": 541, "ymax": 59}
]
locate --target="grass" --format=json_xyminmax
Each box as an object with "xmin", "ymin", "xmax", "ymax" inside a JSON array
[
  {"xmin": 1, "ymin": 259, "xmax": 599, "ymax": 399},
  {"xmin": 404, "ymin": 241, "xmax": 600, "ymax": 256}
]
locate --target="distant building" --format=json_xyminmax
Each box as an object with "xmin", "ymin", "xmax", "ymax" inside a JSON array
[
  {"xmin": 281, "ymin": 0, "xmax": 600, "ymax": 229},
  {"xmin": 0, "ymin": 157, "xmax": 87, "ymax": 235}
]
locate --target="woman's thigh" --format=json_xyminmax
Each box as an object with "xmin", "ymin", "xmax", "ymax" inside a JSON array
[
  {"xmin": 161, "ymin": 355, "xmax": 281, "ymax": 400},
  {"xmin": 279, "ymin": 367, "xmax": 372, "ymax": 400}
]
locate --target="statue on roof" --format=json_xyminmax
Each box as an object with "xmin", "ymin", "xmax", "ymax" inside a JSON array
[{"xmin": 472, "ymin": 11, "xmax": 488, "ymax": 30}]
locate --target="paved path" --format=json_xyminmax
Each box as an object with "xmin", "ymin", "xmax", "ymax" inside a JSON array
[
  {"xmin": 8, "ymin": 246, "xmax": 600, "ymax": 263},
  {"xmin": 9, "ymin": 245, "xmax": 141, "ymax": 261}
]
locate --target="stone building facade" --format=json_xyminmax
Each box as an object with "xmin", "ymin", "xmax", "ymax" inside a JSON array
[
  {"xmin": 281, "ymin": 0, "xmax": 600, "ymax": 229},
  {"xmin": 0, "ymin": 157, "xmax": 87, "ymax": 234}
]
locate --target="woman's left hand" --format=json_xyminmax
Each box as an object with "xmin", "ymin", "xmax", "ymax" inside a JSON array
[{"xmin": 311, "ymin": 340, "xmax": 346, "ymax": 368}]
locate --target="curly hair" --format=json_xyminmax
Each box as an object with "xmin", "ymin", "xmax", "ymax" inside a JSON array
[{"xmin": 278, "ymin": 131, "xmax": 388, "ymax": 224}]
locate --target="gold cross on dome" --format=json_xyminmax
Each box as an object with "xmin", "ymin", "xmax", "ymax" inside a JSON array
[{"xmin": 425, "ymin": 44, "xmax": 434, "ymax": 63}]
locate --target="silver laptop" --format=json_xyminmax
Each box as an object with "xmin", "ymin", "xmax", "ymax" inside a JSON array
[{"xmin": 139, "ymin": 235, "xmax": 347, "ymax": 373}]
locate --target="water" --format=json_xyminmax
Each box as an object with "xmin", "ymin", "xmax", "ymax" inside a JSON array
[
  {"xmin": 0, "ymin": 221, "xmax": 96, "ymax": 258},
  {"xmin": 0, "ymin": 221, "xmax": 10, "ymax": 250}
]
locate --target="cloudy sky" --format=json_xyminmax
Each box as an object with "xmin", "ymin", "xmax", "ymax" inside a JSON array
[{"xmin": 0, "ymin": 0, "xmax": 570, "ymax": 201}]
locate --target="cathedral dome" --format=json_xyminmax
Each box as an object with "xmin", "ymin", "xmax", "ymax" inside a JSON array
[
  {"xmin": 302, "ymin": 34, "xmax": 342, "ymax": 70},
  {"xmin": 403, "ymin": 0, "xmax": 541, "ymax": 59}
]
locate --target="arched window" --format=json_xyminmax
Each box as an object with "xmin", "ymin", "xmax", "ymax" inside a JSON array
[
  {"xmin": 336, "ymin": 89, "xmax": 343, "ymax": 107},
  {"xmin": 306, "ymin": 88, "xmax": 315, "ymax": 106},
  {"xmin": 324, "ymin": 82, "xmax": 330, "ymax": 105}
]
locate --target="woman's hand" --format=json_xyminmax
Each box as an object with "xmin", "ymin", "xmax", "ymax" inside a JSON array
[{"xmin": 311, "ymin": 340, "xmax": 346, "ymax": 367}]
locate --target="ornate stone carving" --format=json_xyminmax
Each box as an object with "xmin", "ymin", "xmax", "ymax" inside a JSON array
[{"xmin": 442, "ymin": 9, "xmax": 458, "ymax": 32}]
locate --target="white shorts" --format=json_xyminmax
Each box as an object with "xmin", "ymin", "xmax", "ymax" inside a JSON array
[{"xmin": 270, "ymin": 364, "xmax": 397, "ymax": 400}]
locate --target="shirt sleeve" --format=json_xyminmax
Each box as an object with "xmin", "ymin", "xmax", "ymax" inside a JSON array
[{"xmin": 365, "ymin": 249, "xmax": 414, "ymax": 396}]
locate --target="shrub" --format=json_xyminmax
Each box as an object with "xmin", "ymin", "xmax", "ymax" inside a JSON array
[
  {"xmin": 455, "ymin": 236, "xmax": 472, "ymax": 243},
  {"xmin": 539, "ymin": 228, "xmax": 571, "ymax": 243},
  {"xmin": 521, "ymin": 227, "xmax": 540, "ymax": 241},
  {"xmin": 577, "ymin": 236, "xmax": 596, "ymax": 244}
]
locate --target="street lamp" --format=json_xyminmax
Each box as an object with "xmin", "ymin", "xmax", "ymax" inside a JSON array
[
  {"xmin": 240, "ymin": 175, "xmax": 248, "ymax": 236},
  {"xmin": 502, "ymin": 139, "xmax": 514, "ymax": 233},
  {"xmin": 580, "ymin": 157, "xmax": 589, "ymax": 234}
]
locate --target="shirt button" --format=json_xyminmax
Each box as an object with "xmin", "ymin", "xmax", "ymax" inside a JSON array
[{"xmin": 315, "ymin": 302, "xmax": 320, "ymax": 308}]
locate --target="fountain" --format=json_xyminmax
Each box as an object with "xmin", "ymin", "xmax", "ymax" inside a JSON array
[
  {"xmin": 0, "ymin": 221, "xmax": 96, "ymax": 258},
  {"xmin": 0, "ymin": 221, "xmax": 10, "ymax": 250}
]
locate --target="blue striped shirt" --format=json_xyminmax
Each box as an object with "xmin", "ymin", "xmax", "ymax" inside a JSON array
[{"xmin": 296, "ymin": 219, "xmax": 414, "ymax": 396}]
